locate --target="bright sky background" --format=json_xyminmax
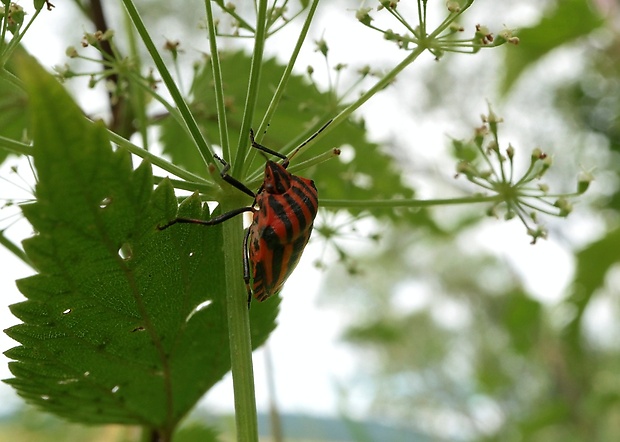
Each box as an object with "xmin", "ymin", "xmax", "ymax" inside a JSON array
[{"xmin": 0, "ymin": 0, "xmax": 607, "ymax": 431}]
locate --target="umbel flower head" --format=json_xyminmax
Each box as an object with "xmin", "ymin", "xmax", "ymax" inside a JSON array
[{"xmin": 453, "ymin": 106, "xmax": 589, "ymax": 244}]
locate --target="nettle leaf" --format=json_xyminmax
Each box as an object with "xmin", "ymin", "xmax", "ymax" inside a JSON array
[
  {"xmin": 4, "ymin": 56, "xmax": 277, "ymax": 432},
  {"xmin": 160, "ymin": 51, "xmax": 419, "ymax": 220}
]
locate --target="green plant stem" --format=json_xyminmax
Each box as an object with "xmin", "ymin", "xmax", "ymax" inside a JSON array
[
  {"xmin": 232, "ymin": 0, "xmax": 269, "ymax": 175},
  {"xmin": 0, "ymin": 4, "xmax": 43, "ymax": 68},
  {"xmin": 0, "ymin": 135, "xmax": 33, "ymax": 156},
  {"xmin": 0, "ymin": 230, "xmax": 34, "ymax": 269},
  {"xmin": 281, "ymin": 4, "xmax": 478, "ymax": 154},
  {"xmin": 255, "ymin": 0, "xmax": 320, "ymax": 141},
  {"xmin": 213, "ymin": 0, "xmax": 254, "ymax": 33},
  {"xmin": 243, "ymin": 0, "xmax": 321, "ymax": 176},
  {"xmin": 124, "ymin": 70, "xmax": 186, "ymax": 127},
  {"xmin": 0, "ymin": 65, "xmax": 23, "ymax": 89},
  {"xmin": 295, "ymin": 45, "xmax": 426, "ymax": 155},
  {"xmin": 124, "ymin": 9, "xmax": 149, "ymax": 150},
  {"xmin": 204, "ymin": 0, "xmax": 231, "ymax": 161},
  {"xmin": 0, "ymin": 0, "xmax": 9, "ymax": 57},
  {"xmin": 320, "ymin": 195, "xmax": 503, "ymax": 208},
  {"xmin": 152, "ymin": 176, "xmax": 215, "ymax": 194},
  {"xmin": 121, "ymin": 0, "xmax": 214, "ymax": 170},
  {"xmin": 220, "ymin": 197, "xmax": 259, "ymax": 442},
  {"xmin": 106, "ymin": 128, "xmax": 209, "ymax": 184}
]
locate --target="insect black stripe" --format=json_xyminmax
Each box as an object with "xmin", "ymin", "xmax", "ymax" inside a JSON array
[
  {"xmin": 293, "ymin": 177, "xmax": 318, "ymax": 208},
  {"xmin": 272, "ymin": 165, "xmax": 291, "ymax": 193},
  {"xmin": 291, "ymin": 185, "xmax": 317, "ymax": 214},
  {"xmin": 267, "ymin": 198, "xmax": 294, "ymax": 244},
  {"xmin": 285, "ymin": 229, "xmax": 312, "ymax": 279},
  {"xmin": 284, "ymin": 193, "xmax": 308, "ymax": 240},
  {"xmin": 267, "ymin": 235, "xmax": 285, "ymax": 289}
]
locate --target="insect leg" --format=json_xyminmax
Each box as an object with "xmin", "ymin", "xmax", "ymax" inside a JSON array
[
  {"xmin": 158, "ymin": 206, "xmax": 255, "ymax": 230},
  {"xmin": 243, "ymin": 226, "xmax": 252, "ymax": 309},
  {"xmin": 213, "ymin": 154, "xmax": 256, "ymax": 198}
]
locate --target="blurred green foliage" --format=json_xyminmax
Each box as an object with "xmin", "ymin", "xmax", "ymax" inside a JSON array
[{"xmin": 319, "ymin": 1, "xmax": 620, "ymax": 440}]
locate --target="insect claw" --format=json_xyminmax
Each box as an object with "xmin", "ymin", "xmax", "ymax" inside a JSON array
[{"xmin": 157, "ymin": 219, "xmax": 177, "ymax": 230}]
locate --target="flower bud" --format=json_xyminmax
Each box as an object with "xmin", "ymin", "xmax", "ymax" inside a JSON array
[
  {"xmin": 577, "ymin": 171, "xmax": 593, "ymax": 194},
  {"xmin": 358, "ymin": 65, "xmax": 371, "ymax": 77},
  {"xmin": 379, "ymin": 0, "xmax": 398, "ymax": 10},
  {"xmin": 356, "ymin": 7, "xmax": 373, "ymax": 25},
  {"xmin": 66, "ymin": 46, "xmax": 79, "ymax": 58},
  {"xmin": 554, "ymin": 197, "xmax": 572, "ymax": 217},
  {"xmin": 495, "ymin": 28, "xmax": 518, "ymax": 46},
  {"xmin": 536, "ymin": 156, "xmax": 552, "ymax": 178},
  {"xmin": 506, "ymin": 144, "xmax": 514, "ymax": 159},
  {"xmin": 314, "ymin": 38, "xmax": 328, "ymax": 57},
  {"xmin": 527, "ymin": 227, "xmax": 547, "ymax": 244},
  {"xmin": 456, "ymin": 160, "xmax": 476, "ymax": 178},
  {"xmin": 447, "ymin": 1, "xmax": 461, "ymax": 13},
  {"xmin": 101, "ymin": 29, "xmax": 115, "ymax": 41}
]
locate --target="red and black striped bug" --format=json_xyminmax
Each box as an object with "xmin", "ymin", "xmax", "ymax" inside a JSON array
[{"xmin": 160, "ymin": 121, "xmax": 332, "ymax": 307}]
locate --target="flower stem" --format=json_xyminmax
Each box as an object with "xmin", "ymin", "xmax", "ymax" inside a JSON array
[
  {"xmin": 320, "ymin": 195, "xmax": 502, "ymax": 208},
  {"xmin": 232, "ymin": 0, "xmax": 269, "ymax": 175},
  {"xmin": 121, "ymin": 0, "xmax": 214, "ymax": 170},
  {"xmin": 204, "ymin": 0, "xmax": 231, "ymax": 161},
  {"xmin": 220, "ymin": 197, "xmax": 259, "ymax": 442}
]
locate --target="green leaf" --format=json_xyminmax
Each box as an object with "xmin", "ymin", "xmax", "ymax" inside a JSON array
[
  {"xmin": 4, "ymin": 55, "xmax": 278, "ymax": 433},
  {"xmin": 34, "ymin": 0, "xmax": 47, "ymax": 11},
  {"xmin": 159, "ymin": 51, "xmax": 420, "ymax": 221},
  {"xmin": 172, "ymin": 421, "xmax": 221, "ymax": 442},
  {"xmin": 500, "ymin": 290, "xmax": 542, "ymax": 354},
  {"xmin": 563, "ymin": 227, "xmax": 620, "ymax": 347},
  {"xmin": 502, "ymin": 0, "xmax": 603, "ymax": 93}
]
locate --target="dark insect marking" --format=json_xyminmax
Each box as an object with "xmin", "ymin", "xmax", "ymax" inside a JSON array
[
  {"xmin": 252, "ymin": 260, "xmax": 266, "ymax": 300},
  {"xmin": 267, "ymin": 163, "xmax": 292, "ymax": 194},
  {"xmin": 283, "ymin": 193, "xmax": 308, "ymax": 240},
  {"xmin": 291, "ymin": 185, "xmax": 318, "ymax": 215},
  {"xmin": 252, "ymin": 236, "xmax": 260, "ymax": 251},
  {"xmin": 267, "ymin": 198, "xmax": 294, "ymax": 243},
  {"xmin": 293, "ymin": 177, "xmax": 318, "ymax": 209},
  {"xmin": 288, "ymin": 229, "xmax": 312, "ymax": 273},
  {"xmin": 268, "ymin": 243, "xmax": 285, "ymax": 291}
]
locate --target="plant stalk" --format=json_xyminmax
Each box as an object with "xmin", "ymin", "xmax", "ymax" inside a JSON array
[
  {"xmin": 220, "ymin": 197, "xmax": 259, "ymax": 442},
  {"xmin": 232, "ymin": 0, "xmax": 269, "ymax": 174},
  {"xmin": 320, "ymin": 195, "xmax": 503, "ymax": 208},
  {"xmin": 121, "ymin": 0, "xmax": 214, "ymax": 169}
]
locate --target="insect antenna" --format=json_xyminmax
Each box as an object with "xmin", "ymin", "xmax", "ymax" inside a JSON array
[
  {"xmin": 284, "ymin": 119, "xmax": 333, "ymax": 167},
  {"xmin": 249, "ymin": 119, "xmax": 333, "ymax": 169}
]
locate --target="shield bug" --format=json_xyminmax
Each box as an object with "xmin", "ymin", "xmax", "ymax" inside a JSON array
[{"xmin": 161, "ymin": 121, "xmax": 333, "ymax": 306}]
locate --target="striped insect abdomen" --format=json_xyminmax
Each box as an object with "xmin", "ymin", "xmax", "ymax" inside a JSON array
[{"xmin": 248, "ymin": 161, "xmax": 318, "ymax": 301}]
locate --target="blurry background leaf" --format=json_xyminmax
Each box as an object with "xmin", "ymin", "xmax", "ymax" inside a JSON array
[
  {"xmin": 172, "ymin": 421, "xmax": 221, "ymax": 442},
  {"xmin": 502, "ymin": 0, "xmax": 602, "ymax": 93}
]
